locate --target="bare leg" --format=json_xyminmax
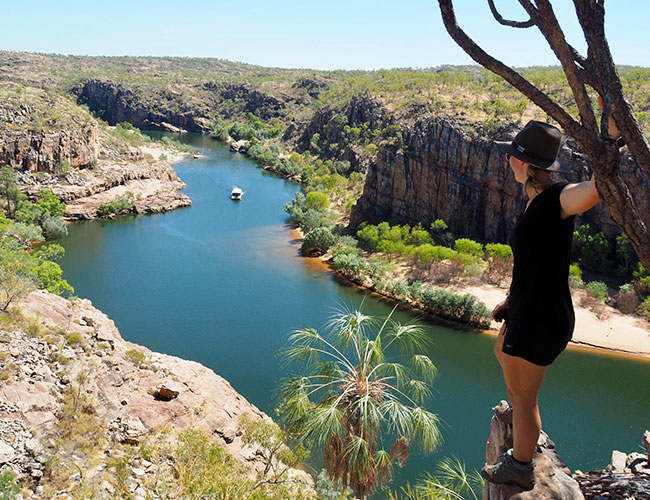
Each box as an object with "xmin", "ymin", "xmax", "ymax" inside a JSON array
[{"xmin": 500, "ymin": 353, "xmax": 547, "ymax": 463}]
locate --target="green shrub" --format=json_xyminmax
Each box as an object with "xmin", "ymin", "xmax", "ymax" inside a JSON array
[
  {"xmin": 586, "ymin": 281, "xmax": 608, "ymax": 301},
  {"xmin": 302, "ymin": 227, "xmax": 336, "ymax": 254},
  {"xmin": 98, "ymin": 194, "xmax": 134, "ymax": 217},
  {"xmin": 305, "ymin": 191, "xmax": 330, "ymax": 211},
  {"xmin": 0, "ymin": 470, "xmax": 20, "ymax": 500},
  {"xmin": 332, "ymin": 253, "xmax": 368, "ymax": 276},
  {"xmin": 67, "ymin": 332, "xmax": 81, "ymax": 344},
  {"xmin": 209, "ymin": 119, "xmax": 229, "ymax": 141},
  {"xmin": 454, "ymin": 238, "xmax": 484, "ymax": 257},
  {"xmin": 485, "ymin": 243, "xmax": 513, "ymax": 260},
  {"xmin": 42, "ymin": 215, "xmax": 68, "ymax": 237},
  {"xmin": 638, "ymin": 297, "xmax": 650, "ymax": 320},
  {"xmin": 420, "ymin": 288, "xmax": 490, "ymax": 328},
  {"xmin": 125, "ymin": 349, "xmax": 146, "ymax": 367}
]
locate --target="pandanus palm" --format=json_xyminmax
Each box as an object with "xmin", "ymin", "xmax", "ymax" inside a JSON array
[{"xmin": 277, "ymin": 306, "xmax": 442, "ymax": 499}]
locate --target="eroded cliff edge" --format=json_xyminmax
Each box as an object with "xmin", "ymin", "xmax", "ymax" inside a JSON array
[{"xmin": 0, "ymin": 291, "xmax": 313, "ymax": 498}]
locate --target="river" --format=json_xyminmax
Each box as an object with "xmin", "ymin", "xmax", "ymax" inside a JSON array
[{"xmin": 55, "ymin": 132, "xmax": 650, "ymax": 494}]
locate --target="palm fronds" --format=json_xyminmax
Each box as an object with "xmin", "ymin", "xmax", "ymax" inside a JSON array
[{"xmin": 277, "ymin": 305, "xmax": 442, "ymax": 498}]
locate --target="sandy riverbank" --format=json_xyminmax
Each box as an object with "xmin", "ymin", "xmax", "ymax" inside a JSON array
[
  {"xmin": 293, "ymin": 228, "xmax": 650, "ymax": 360},
  {"xmin": 453, "ymin": 283, "xmax": 650, "ymax": 360}
]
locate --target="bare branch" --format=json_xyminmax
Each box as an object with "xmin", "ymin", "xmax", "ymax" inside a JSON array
[
  {"xmin": 573, "ymin": 0, "xmax": 650, "ymax": 179},
  {"xmin": 520, "ymin": 0, "xmax": 598, "ymax": 132},
  {"xmin": 487, "ymin": 0, "xmax": 534, "ymax": 28},
  {"xmin": 437, "ymin": 0, "xmax": 585, "ymax": 141}
]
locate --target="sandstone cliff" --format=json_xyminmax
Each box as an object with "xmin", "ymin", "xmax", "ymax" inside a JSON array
[
  {"xmin": 0, "ymin": 290, "xmax": 313, "ymax": 498},
  {"xmin": 349, "ymin": 117, "xmax": 649, "ymax": 243},
  {"xmin": 0, "ymin": 94, "xmax": 99, "ymax": 173}
]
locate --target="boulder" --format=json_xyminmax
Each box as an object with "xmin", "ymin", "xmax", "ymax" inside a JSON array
[
  {"xmin": 156, "ymin": 381, "xmax": 183, "ymax": 401},
  {"xmin": 610, "ymin": 450, "xmax": 628, "ymax": 472},
  {"xmin": 483, "ymin": 400, "xmax": 584, "ymax": 500},
  {"xmin": 229, "ymin": 140, "xmax": 249, "ymax": 153},
  {"xmin": 0, "ymin": 441, "xmax": 15, "ymax": 464},
  {"xmin": 644, "ymin": 430, "xmax": 650, "ymax": 457}
]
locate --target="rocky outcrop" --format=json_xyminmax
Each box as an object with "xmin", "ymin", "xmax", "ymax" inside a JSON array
[
  {"xmin": 73, "ymin": 79, "xmax": 214, "ymax": 133},
  {"xmin": 350, "ymin": 117, "xmax": 650, "ymax": 242},
  {"xmin": 291, "ymin": 94, "xmax": 392, "ymax": 173},
  {"xmin": 21, "ymin": 158, "xmax": 191, "ymax": 220},
  {"xmin": 205, "ymin": 82, "xmax": 288, "ymax": 120},
  {"xmin": 0, "ymin": 290, "xmax": 312, "ymax": 497},
  {"xmin": 574, "ymin": 433, "xmax": 650, "ymax": 499},
  {"xmin": 0, "ymin": 121, "xmax": 99, "ymax": 172},
  {"xmin": 73, "ymin": 79, "xmax": 292, "ymax": 134},
  {"xmin": 484, "ymin": 401, "xmax": 585, "ymax": 500}
]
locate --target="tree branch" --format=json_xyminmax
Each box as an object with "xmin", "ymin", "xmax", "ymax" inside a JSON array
[
  {"xmin": 573, "ymin": 0, "xmax": 650, "ymax": 180},
  {"xmin": 437, "ymin": 0, "xmax": 585, "ymax": 141},
  {"xmin": 487, "ymin": 0, "xmax": 535, "ymax": 28},
  {"xmin": 520, "ymin": 0, "xmax": 598, "ymax": 132}
]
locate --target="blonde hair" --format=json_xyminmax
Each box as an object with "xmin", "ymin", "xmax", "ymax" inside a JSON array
[{"xmin": 523, "ymin": 165, "xmax": 559, "ymax": 196}]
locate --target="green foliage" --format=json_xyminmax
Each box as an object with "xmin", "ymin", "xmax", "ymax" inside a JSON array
[
  {"xmin": 278, "ymin": 307, "xmax": 441, "ymax": 499},
  {"xmin": 0, "ymin": 470, "xmax": 21, "ymax": 500},
  {"xmin": 420, "ymin": 288, "xmax": 491, "ymax": 328},
  {"xmin": 31, "ymin": 260, "xmax": 74, "ymax": 295},
  {"xmin": 229, "ymin": 114, "xmax": 281, "ymax": 141},
  {"xmin": 569, "ymin": 263, "xmax": 582, "ymax": 280},
  {"xmin": 569, "ymin": 263, "xmax": 584, "ymax": 287},
  {"xmin": 125, "ymin": 348, "xmax": 146, "ymax": 367},
  {"xmin": 430, "ymin": 219, "xmax": 448, "ymax": 232},
  {"xmin": 586, "ymin": 281, "xmax": 608, "ymax": 301},
  {"xmin": 414, "ymin": 244, "xmax": 458, "ymax": 267},
  {"xmin": 388, "ymin": 456, "xmax": 483, "ymax": 500},
  {"xmin": 42, "ymin": 215, "xmax": 68, "ymax": 237},
  {"xmin": 98, "ymin": 193, "xmax": 134, "ymax": 217},
  {"xmin": 615, "ymin": 232, "xmax": 635, "ymax": 274},
  {"xmin": 356, "ymin": 222, "xmax": 433, "ymax": 256},
  {"xmin": 10, "ymin": 222, "xmax": 43, "ymax": 243},
  {"xmin": 305, "ymin": 191, "xmax": 330, "ymax": 211},
  {"xmin": 302, "ymin": 227, "xmax": 336, "ymax": 255},
  {"xmin": 485, "ymin": 243, "xmax": 512, "ymax": 260},
  {"xmin": 210, "ymin": 118, "xmax": 230, "ymax": 141},
  {"xmin": 454, "ymin": 238, "xmax": 483, "ymax": 257},
  {"xmin": 573, "ymin": 224, "xmax": 612, "ymax": 271},
  {"xmin": 285, "ymin": 192, "xmax": 329, "ymax": 233},
  {"xmin": 0, "ymin": 246, "xmax": 73, "ymax": 306},
  {"xmin": 638, "ymin": 297, "xmax": 650, "ymax": 320},
  {"xmin": 112, "ymin": 122, "xmax": 149, "ymax": 146}
]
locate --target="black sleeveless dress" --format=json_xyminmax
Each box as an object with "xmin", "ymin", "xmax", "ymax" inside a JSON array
[{"xmin": 503, "ymin": 182, "xmax": 576, "ymax": 366}]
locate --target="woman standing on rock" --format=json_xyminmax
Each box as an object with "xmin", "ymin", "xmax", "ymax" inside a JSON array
[{"xmin": 482, "ymin": 118, "xmax": 612, "ymax": 489}]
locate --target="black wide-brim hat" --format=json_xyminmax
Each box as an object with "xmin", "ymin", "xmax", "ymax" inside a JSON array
[{"xmin": 496, "ymin": 120, "xmax": 571, "ymax": 173}]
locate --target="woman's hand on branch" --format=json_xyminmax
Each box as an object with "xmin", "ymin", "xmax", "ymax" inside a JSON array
[{"xmin": 598, "ymin": 95, "xmax": 622, "ymax": 139}]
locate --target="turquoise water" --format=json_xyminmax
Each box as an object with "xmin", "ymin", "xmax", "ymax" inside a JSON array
[{"xmin": 56, "ymin": 132, "xmax": 650, "ymax": 492}]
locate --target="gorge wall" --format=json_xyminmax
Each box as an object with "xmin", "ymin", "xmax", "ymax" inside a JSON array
[
  {"xmin": 70, "ymin": 77, "xmax": 650, "ymax": 243},
  {"xmin": 349, "ymin": 116, "xmax": 650, "ymax": 243},
  {"xmin": 0, "ymin": 108, "xmax": 99, "ymax": 173}
]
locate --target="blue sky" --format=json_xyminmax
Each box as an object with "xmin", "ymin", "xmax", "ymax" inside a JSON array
[{"xmin": 2, "ymin": 1, "xmax": 648, "ymax": 70}]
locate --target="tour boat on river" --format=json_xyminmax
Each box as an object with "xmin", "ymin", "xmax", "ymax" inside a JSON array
[{"xmin": 231, "ymin": 187, "xmax": 244, "ymax": 200}]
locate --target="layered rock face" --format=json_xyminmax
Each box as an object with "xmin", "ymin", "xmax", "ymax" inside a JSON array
[
  {"xmin": 289, "ymin": 95, "xmax": 390, "ymax": 173},
  {"xmin": 21, "ymin": 159, "xmax": 192, "ymax": 220},
  {"xmin": 0, "ymin": 118, "xmax": 99, "ymax": 173},
  {"xmin": 73, "ymin": 79, "xmax": 213, "ymax": 133},
  {"xmin": 73, "ymin": 79, "xmax": 292, "ymax": 134},
  {"xmin": 350, "ymin": 117, "xmax": 649, "ymax": 242},
  {"xmin": 0, "ymin": 291, "xmax": 311, "ymax": 496}
]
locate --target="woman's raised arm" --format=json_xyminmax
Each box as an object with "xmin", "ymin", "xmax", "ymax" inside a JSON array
[{"xmin": 559, "ymin": 178, "xmax": 600, "ymax": 218}]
